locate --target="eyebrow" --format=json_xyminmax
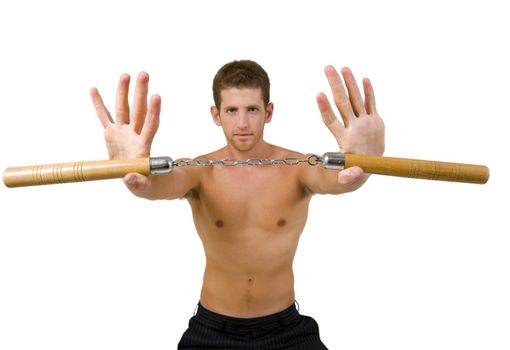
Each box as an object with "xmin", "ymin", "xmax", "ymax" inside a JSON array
[{"xmin": 223, "ymin": 104, "xmax": 262, "ymax": 110}]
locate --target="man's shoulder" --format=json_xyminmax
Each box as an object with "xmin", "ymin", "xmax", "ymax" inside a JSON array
[
  {"xmin": 269, "ymin": 144, "xmax": 305, "ymax": 159},
  {"xmin": 194, "ymin": 147, "xmax": 226, "ymax": 160}
]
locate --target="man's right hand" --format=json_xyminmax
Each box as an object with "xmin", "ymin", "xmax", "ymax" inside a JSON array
[{"xmin": 90, "ymin": 72, "xmax": 160, "ymax": 191}]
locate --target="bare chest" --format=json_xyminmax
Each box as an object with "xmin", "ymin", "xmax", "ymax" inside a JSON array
[{"xmin": 196, "ymin": 166, "xmax": 308, "ymax": 231}]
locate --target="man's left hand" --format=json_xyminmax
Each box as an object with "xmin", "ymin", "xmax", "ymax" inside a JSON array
[{"xmin": 317, "ymin": 66, "xmax": 385, "ymax": 184}]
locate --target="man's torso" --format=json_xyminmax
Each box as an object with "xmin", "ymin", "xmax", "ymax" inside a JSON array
[{"xmin": 185, "ymin": 145, "xmax": 313, "ymax": 317}]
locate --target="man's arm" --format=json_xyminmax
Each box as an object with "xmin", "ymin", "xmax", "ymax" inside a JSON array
[
  {"xmin": 300, "ymin": 66, "xmax": 385, "ymax": 195},
  {"xmin": 123, "ymin": 161, "xmax": 200, "ymax": 200},
  {"xmin": 299, "ymin": 163, "xmax": 368, "ymax": 195}
]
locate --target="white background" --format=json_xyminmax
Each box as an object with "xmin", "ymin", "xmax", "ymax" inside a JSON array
[{"xmin": 0, "ymin": 1, "xmax": 509, "ymax": 349}]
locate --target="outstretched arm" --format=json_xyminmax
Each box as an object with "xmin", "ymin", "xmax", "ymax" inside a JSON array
[
  {"xmin": 301, "ymin": 66, "xmax": 385, "ymax": 194},
  {"xmin": 90, "ymin": 72, "xmax": 198, "ymax": 200}
]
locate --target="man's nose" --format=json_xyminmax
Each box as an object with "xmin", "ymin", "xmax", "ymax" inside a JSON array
[{"xmin": 237, "ymin": 112, "xmax": 249, "ymax": 128}]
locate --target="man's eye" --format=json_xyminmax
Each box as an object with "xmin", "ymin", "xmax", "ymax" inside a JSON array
[
  {"xmin": 226, "ymin": 108, "xmax": 236, "ymax": 113},
  {"xmin": 248, "ymin": 108, "xmax": 258, "ymax": 112}
]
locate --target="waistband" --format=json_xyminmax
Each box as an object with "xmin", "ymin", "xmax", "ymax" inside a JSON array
[{"xmin": 194, "ymin": 302, "xmax": 300, "ymax": 332}]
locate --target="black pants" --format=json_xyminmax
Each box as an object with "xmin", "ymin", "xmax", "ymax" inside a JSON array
[{"xmin": 178, "ymin": 302, "xmax": 328, "ymax": 349}]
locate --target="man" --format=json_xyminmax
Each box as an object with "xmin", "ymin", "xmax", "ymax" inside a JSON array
[{"xmin": 90, "ymin": 60, "xmax": 385, "ymax": 349}]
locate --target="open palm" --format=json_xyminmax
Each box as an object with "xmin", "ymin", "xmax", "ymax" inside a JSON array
[
  {"xmin": 90, "ymin": 72, "xmax": 160, "ymax": 160},
  {"xmin": 317, "ymin": 66, "xmax": 385, "ymax": 157}
]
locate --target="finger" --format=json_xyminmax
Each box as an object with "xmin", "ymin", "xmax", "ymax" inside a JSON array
[
  {"xmin": 116, "ymin": 74, "xmax": 131, "ymax": 125},
  {"xmin": 363, "ymin": 78, "xmax": 378, "ymax": 115},
  {"xmin": 316, "ymin": 92, "xmax": 345, "ymax": 144},
  {"xmin": 324, "ymin": 65, "xmax": 355, "ymax": 127},
  {"xmin": 131, "ymin": 72, "xmax": 149, "ymax": 134},
  {"xmin": 341, "ymin": 67, "xmax": 365, "ymax": 117},
  {"xmin": 123, "ymin": 172, "xmax": 151, "ymax": 191},
  {"xmin": 337, "ymin": 166, "xmax": 364, "ymax": 185},
  {"xmin": 90, "ymin": 87, "xmax": 113, "ymax": 128},
  {"xmin": 141, "ymin": 94, "xmax": 161, "ymax": 145}
]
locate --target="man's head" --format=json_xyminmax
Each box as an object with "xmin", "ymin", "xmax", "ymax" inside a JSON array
[
  {"xmin": 211, "ymin": 60, "xmax": 273, "ymax": 154},
  {"xmin": 212, "ymin": 60, "xmax": 270, "ymax": 109}
]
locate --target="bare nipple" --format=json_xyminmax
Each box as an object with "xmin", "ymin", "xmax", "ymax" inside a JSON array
[
  {"xmin": 277, "ymin": 219, "xmax": 287, "ymax": 227},
  {"xmin": 215, "ymin": 220, "xmax": 224, "ymax": 228}
]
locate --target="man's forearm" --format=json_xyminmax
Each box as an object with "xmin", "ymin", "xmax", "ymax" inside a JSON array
[
  {"xmin": 124, "ymin": 173, "xmax": 175, "ymax": 200},
  {"xmin": 125, "ymin": 171, "xmax": 195, "ymax": 201}
]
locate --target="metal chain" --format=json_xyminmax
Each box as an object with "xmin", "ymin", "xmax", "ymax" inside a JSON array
[{"xmin": 172, "ymin": 154, "xmax": 323, "ymax": 168}]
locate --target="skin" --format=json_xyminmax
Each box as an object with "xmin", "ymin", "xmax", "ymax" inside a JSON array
[{"xmin": 90, "ymin": 65, "xmax": 385, "ymax": 317}]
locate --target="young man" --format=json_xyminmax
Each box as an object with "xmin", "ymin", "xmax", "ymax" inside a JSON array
[{"xmin": 90, "ymin": 60, "xmax": 385, "ymax": 349}]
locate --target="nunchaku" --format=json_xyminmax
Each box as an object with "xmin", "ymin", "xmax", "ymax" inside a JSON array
[{"xmin": 2, "ymin": 152, "xmax": 489, "ymax": 188}]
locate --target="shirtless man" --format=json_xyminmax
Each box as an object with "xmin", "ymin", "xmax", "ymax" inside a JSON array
[{"xmin": 90, "ymin": 60, "xmax": 385, "ymax": 349}]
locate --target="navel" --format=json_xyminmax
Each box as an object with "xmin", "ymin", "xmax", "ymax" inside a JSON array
[
  {"xmin": 277, "ymin": 218, "xmax": 287, "ymax": 227},
  {"xmin": 215, "ymin": 219, "xmax": 224, "ymax": 228}
]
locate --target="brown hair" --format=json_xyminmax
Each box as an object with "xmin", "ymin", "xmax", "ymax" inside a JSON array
[{"xmin": 212, "ymin": 60, "xmax": 270, "ymax": 109}]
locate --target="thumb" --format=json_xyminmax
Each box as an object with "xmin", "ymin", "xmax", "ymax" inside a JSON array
[
  {"xmin": 338, "ymin": 166, "xmax": 364, "ymax": 185},
  {"xmin": 123, "ymin": 173, "xmax": 151, "ymax": 191}
]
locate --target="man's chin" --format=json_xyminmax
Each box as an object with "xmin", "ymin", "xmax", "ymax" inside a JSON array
[
  {"xmin": 233, "ymin": 144, "xmax": 254, "ymax": 152},
  {"xmin": 230, "ymin": 140, "xmax": 256, "ymax": 153}
]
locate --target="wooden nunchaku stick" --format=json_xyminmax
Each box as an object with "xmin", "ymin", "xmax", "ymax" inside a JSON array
[{"xmin": 2, "ymin": 153, "xmax": 489, "ymax": 188}]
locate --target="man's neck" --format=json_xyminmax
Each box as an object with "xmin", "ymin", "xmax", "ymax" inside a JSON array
[{"xmin": 224, "ymin": 140, "xmax": 274, "ymax": 159}]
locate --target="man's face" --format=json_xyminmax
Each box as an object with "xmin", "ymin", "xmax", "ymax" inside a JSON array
[{"xmin": 211, "ymin": 87, "xmax": 273, "ymax": 153}]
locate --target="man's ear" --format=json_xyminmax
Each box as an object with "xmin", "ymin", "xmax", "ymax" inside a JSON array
[
  {"xmin": 265, "ymin": 102, "xmax": 274, "ymax": 124},
  {"xmin": 211, "ymin": 106, "xmax": 222, "ymax": 126}
]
